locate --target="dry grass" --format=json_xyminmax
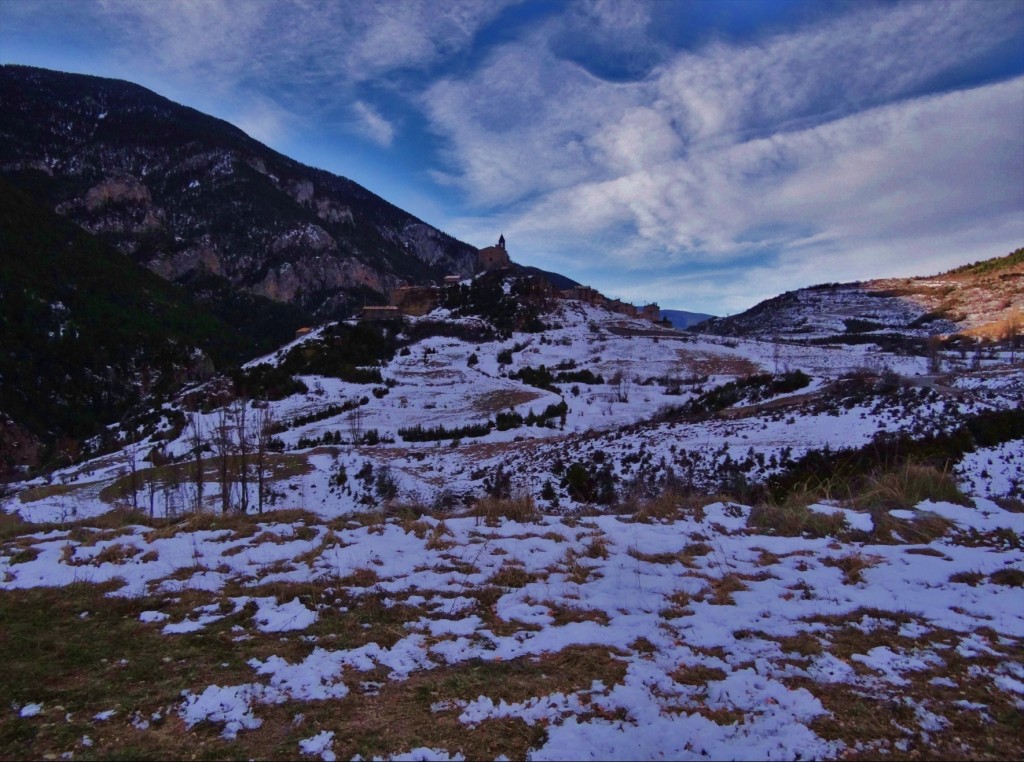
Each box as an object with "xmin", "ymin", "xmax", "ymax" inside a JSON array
[
  {"xmin": 547, "ymin": 602, "xmax": 611, "ymax": 627},
  {"xmin": 850, "ymin": 463, "xmax": 972, "ymax": 511},
  {"xmin": 821, "ymin": 552, "xmax": 882, "ymax": 584},
  {"xmin": 775, "ymin": 631, "xmax": 825, "ymax": 657},
  {"xmin": 693, "ymin": 573, "xmax": 748, "ymax": 605},
  {"xmin": 868, "ymin": 508, "xmax": 954, "ymax": 545},
  {"xmin": 747, "ymin": 501, "xmax": 850, "ymax": 538},
  {"xmin": 989, "ymin": 567, "xmax": 1024, "ymax": 587},
  {"xmin": 660, "ymin": 590, "xmax": 695, "ymax": 619},
  {"xmin": 3, "ymin": 579, "xmax": 622, "ymax": 761},
  {"xmin": 992, "ymin": 496, "xmax": 1024, "ymax": 513},
  {"xmin": 628, "ymin": 546, "xmax": 681, "ymax": 565},
  {"xmin": 783, "ymin": 609, "xmax": 1024, "ymax": 760},
  {"xmin": 903, "ymin": 546, "xmax": 949, "ymax": 558},
  {"xmin": 18, "ymin": 480, "xmax": 103, "ymax": 504},
  {"xmin": 337, "ymin": 566, "xmax": 380, "ymax": 588},
  {"xmin": 675, "ymin": 350, "xmax": 761, "ymax": 378},
  {"xmin": 625, "ymin": 489, "xmax": 738, "ymax": 524},
  {"xmin": 470, "ymin": 496, "xmax": 540, "ymax": 526},
  {"xmin": 558, "ymin": 549, "xmax": 595, "ymax": 585},
  {"xmin": 90, "ymin": 542, "xmax": 142, "ymax": 566},
  {"xmin": 949, "ymin": 570, "xmax": 986, "ymax": 586},
  {"xmin": 631, "ymin": 490, "xmax": 683, "ymax": 522},
  {"xmin": 139, "ymin": 508, "xmax": 321, "ymax": 544},
  {"xmin": 669, "ymin": 663, "xmax": 727, "ymax": 686},
  {"xmin": 488, "ymin": 561, "xmax": 537, "ymax": 589},
  {"xmin": 471, "ymin": 388, "xmax": 543, "ymax": 416},
  {"xmin": 425, "ymin": 521, "xmax": 456, "ymax": 551},
  {"xmin": 583, "ymin": 534, "xmax": 610, "ymax": 559},
  {"xmin": 756, "ymin": 462, "xmax": 968, "ymax": 543}
]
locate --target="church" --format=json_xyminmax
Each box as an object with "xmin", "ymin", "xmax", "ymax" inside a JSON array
[{"xmin": 476, "ymin": 233, "xmax": 511, "ymax": 272}]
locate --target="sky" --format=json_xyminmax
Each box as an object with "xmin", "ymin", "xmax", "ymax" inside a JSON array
[{"xmin": 2, "ymin": 0, "xmax": 1023, "ymax": 316}]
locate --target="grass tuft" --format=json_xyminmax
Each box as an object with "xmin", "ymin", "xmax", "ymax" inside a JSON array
[
  {"xmin": 822, "ymin": 552, "xmax": 881, "ymax": 584},
  {"xmin": 747, "ymin": 501, "xmax": 849, "ymax": 538},
  {"xmin": 989, "ymin": 567, "xmax": 1024, "ymax": 587},
  {"xmin": 470, "ymin": 496, "xmax": 540, "ymax": 526},
  {"xmin": 849, "ymin": 463, "xmax": 972, "ymax": 510},
  {"xmin": 488, "ymin": 561, "xmax": 536, "ymax": 589}
]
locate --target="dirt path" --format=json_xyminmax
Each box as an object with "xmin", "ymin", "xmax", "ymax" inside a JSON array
[{"xmin": 714, "ymin": 384, "xmax": 837, "ymax": 420}]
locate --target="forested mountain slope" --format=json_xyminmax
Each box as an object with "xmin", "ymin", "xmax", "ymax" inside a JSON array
[{"xmin": 0, "ymin": 65, "xmax": 479, "ymax": 322}]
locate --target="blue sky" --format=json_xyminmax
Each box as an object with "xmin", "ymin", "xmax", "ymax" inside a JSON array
[{"xmin": 3, "ymin": 0, "xmax": 1023, "ymax": 315}]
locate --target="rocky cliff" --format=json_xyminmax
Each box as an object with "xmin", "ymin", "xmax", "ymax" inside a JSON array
[{"xmin": 0, "ymin": 65, "xmax": 478, "ymax": 322}]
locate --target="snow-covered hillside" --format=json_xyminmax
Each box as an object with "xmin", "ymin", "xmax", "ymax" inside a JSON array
[
  {"xmin": 699, "ymin": 249, "xmax": 1024, "ymax": 342},
  {"xmin": 7, "ymin": 296, "xmax": 1019, "ymax": 523},
  {"xmin": 2, "ymin": 283, "xmax": 1022, "ymax": 760}
]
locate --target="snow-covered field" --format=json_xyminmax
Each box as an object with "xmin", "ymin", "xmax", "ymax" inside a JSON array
[
  {"xmin": 2, "ymin": 496, "xmax": 1022, "ymax": 759},
  {"xmin": 13, "ymin": 302, "xmax": 1015, "ymax": 523},
  {"xmin": 2, "ymin": 296, "xmax": 1022, "ymax": 760}
]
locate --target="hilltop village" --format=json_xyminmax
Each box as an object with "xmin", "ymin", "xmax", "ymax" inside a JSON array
[{"xmin": 364, "ymin": 235, "xmax": 663, "ymax": 323}]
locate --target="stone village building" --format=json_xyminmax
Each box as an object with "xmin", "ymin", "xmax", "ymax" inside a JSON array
[{"xmin": 367, "ymin": 235, "xmax": 663, "ymax": 324}]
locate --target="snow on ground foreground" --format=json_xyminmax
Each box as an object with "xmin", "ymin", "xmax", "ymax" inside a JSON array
[
  {"xmin": 2, "ymin": 496, "xmax": 1022, "ymax": 759},
  {"xmin": 2, "ymin": 301, "xmax": 1022, "ymax": 758}
]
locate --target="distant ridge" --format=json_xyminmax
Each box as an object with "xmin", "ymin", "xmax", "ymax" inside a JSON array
[
  {"xmin": 519, "ymin": 266, "xmax": 580, "ymax": 292},
  {"xmin": 695, "ymin": 249, "xmax": 1024, "ymax": 341},
  {"xmin": 660, "ymin": 309, "xmax": 715, "ymax": 330}
]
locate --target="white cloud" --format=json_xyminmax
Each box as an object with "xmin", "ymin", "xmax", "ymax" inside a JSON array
[
  {"xmin": 96, "ymin": 0, "xmax": 270, "ymax": 82},
  {"xmin": 501, "ymin": 78, "xmax": 1023, "ymax": 287},
  {"xmin": 226, "ymin": 96, "xmax": 300, "ymax": 148},
  {"xmin": 352, "ymin": 101, "xmax": 396, "ymax": 147},
  {"xmin": 424, "ymin": 1, "xmax": 1023, "ymax": 311},
  {"xmin": 427, "ymin": 0, "xmax": 1023, "ymax": 199},
  {"xmin": 93, "ymin": 0, "xmax": 512, "ymax": 89},
  {"xmin": 84, "ymin": 0, "xmax": 516, "ymax": 146}
]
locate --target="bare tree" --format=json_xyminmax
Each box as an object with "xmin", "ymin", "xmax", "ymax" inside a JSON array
[
  {"xmin": 253, "ymin": 402, "xmax": 275, "ymax": 515},
  {"xmin": 147, "ymin": 470, "xmax": 157, "ymax": 518},
  {"xmin": 610, "ymin": 365, "xmax": 631, "ymax": 403},
  {"xmin": 234, "ymin": 397, "xmax": 251, "ymax": 515},
  {"xmin": 187, "ymin": 414, "xmax": 206, "ymax": 514},
  {"xmin": 212, "ymin": 406, "xmax": 233, "ymax": 514},
  {"xmin": 927, "ymin": 335, "xmax": 943, "ymax": 374},
  {"xmin": 1005, "ymin": 310, "xmax": 1021, "ymax": 365},
  {"xmin": 347, "ymin": 406, "xmax": 364, "ymax": 444},
  {"xmin": 125, "ymin": 439, "xmax": 140, "ymax": 513}
]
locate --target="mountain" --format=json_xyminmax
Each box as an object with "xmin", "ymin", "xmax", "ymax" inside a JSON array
[
  {"xmin": 696, "ymin": 249, "xmax": 1023, "ymax": 342},
  {"xmin": 660, "ymin": 309, "xmax": 715, "ymax": 330},
  {"xmin": 0, "ymin": 65, "xmax": 478, "ymax": 323},
  {"xmin": 0, "ymin": 177, "xmax": 265, "ymax": 473},
  {"xmin": 519, "ymin": 265, "xmax": 580, "ymax": 292}
]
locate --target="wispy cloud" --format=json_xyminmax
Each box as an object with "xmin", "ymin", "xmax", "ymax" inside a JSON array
[
  {"xmin": 84, "ymin": 0, "xmax": 516, "ymax": 146},
  {"xmin": 424, "ymin": 0, "xmax": 1024, "ymax": 309},
  {"xmin": 5, "ymin": 0, "xmax": 1021, "ymax": 313},
  {"xmin": 351, "ymin": 101, "xmax": 396, "ymax": 148},
  {"xmin": 94, "ymin": 0, "xmax": 512, "ymax": 84}
]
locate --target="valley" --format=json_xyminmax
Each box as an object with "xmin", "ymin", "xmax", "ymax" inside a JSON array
[
  {"xmin": 1, "ymin": 61, "xmax": 1021, "ymax": 762},
  {"xmin": 2, "ymin": 266, "xmax": 1022, "ymax": 761}
]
